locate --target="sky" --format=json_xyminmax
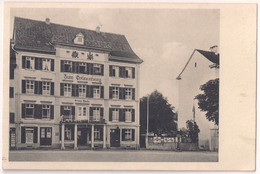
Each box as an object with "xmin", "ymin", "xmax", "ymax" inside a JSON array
[{"xmin": 10, "ymin": 8, "xmax": 219, "ymax": 110}]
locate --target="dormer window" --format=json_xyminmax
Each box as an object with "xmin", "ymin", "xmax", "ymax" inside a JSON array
[{"xmin": 74, "ymin": 33, "xmax": 84, "ymax": 45}]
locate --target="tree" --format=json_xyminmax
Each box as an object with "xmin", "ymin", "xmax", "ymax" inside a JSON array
[
  {"xmin": 186, "ymin": 120, "xmax": 200, "ymax": 143},
  {"xmin": 195, "ymin": 78, "xmax": 219, "ymax": 125},
  {"xmin": 140, "ymin": 90, "xmax": 177, "ymax": 136}
]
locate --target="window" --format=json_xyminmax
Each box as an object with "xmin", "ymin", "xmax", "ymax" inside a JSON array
[
  {"xmin": 78, "ymin": 37, "xmax": 82, "ymax": 42},
  {"xmin": 94, "ymin": 128, "xmax": 100, "ymax": 140},
  {"xmin": 93, "ymin": 64, "xmax": 101, "ymax": 75},
  {"xmin": 42, "ymin": 105, "xmax": 50, "ymax": 119},
  {"xmin": 125, "ymin": 88, "xmax": 132, "ymax": 100},
  {"xmin": 65, "ymin": 126, "xmax": 72, "ymax": 140},
  {"xmin": 25, "ymin": 104, "xmax": 34, "ymax": 118},
  {"xmin": 112, "ymin": 87, "xmax": 119, "ymax": 99},
  {"xmin": 25, "ymin": 57, "xmax": 34, "ymax": 69},
  {"xmin": 112, "ymin": 109, "xmax": 119, "ymax": 122},
  {"xmin": 64, "ymin": 84, "xmax": 72, "ymax": 97},
  {"xmin": 110, "ymin": 66, "xmax": 119, "ymax": 77},
  {"xmin": 79, "ymin": 63, "xmax": 87, "ymax": 74},
  {"xmin": 93, "ymin": 108, "xmax": 100, "ymax": 121},
  {"xmin": 125, "ymin": 67, "xmax": 132, "ymax": 78},
  {"xmin": 124, "ymin": 129, "xmax": 132, "ymax": 141},
  {"xmin": 78, "ymin": 107, "xmax": 87, "ymax": 117},
  {"xmin": 64, "ymin": 61, "xmax": 72, "ymax": 72},
  {"xmin": 42, "ymin": 82, "xmax": 50, "ymax": 95},
  {"xmin": 125, "ymin": 109, "xmax": 132, "ymax": 122},
  {"xmin": 42, "ymin": 58, "xmax": 51, "ymax": 71},
  {"xmin": 25, "ymin": 128, "xmax": 34, "ymax": 144},
  {"xmin": 26, "ymin": 80, "xmax": 34, "ymax": 94},
  {"xmin": 78, "ymin": 85, "xmax": 86, "ymax": 97},
  {"xmin": 63, "ymin": 106, "xmax": 72, "ymax": 116},
  {"xmin": 10, "ymin": 113, "xmax": 15, "ymax": 123},
  {"xmin": 10, "ymin": 87, "xmax": 14, "ymax": 98},
  {"xmin": 93, "ymin": 86, "xmax": 100, "ymax": 99}
]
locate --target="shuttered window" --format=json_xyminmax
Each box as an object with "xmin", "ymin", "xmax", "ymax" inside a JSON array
[
  {"xmin": 10, "ymin": 87, "xmax": 14, "ymax": 98},
  {"xmin": 23, "ymin": 56, "xmax": 54, "ymax": 71},
  {"xmin": 122, "ymin": 129, "xmax": 135, "ymax": 141}
]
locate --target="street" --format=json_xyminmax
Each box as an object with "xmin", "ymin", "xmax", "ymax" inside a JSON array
[{"xmin": 9, "ymin": 150, "xmax": 218, "ymax": 162}]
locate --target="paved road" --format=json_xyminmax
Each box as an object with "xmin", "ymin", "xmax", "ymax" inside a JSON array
[{"xmin": 9, "ymin": 150, "xmax": 218, "ymax": 162}]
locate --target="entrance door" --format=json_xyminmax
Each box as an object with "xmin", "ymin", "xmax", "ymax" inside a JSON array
[
  {"xmin": 110, "ymin": 128, "xmax": 120, "ymax": 147},
  {"xmin": 78, "ymin": 128, "xmax": 88, "ymax": 146},
  {"xmin": 40, "ymin": 127, "xmax": 52, "ymax": 146}
]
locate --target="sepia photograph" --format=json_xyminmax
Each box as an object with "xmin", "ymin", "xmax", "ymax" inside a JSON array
[{"xmin": 2, "ymin": 2, "xmax": 256, "ymax": 171}]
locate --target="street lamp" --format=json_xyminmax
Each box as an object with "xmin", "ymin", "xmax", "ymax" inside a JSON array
[{"xmin": 146, "ymin": 95, "xmax": 149, "ymax": 148}]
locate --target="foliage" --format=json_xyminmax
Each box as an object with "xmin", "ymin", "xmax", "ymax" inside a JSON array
[
  {"xmin": 195, "ymin": 78, "xmax": 219, "ymax": 125},
  {"xmin": 140, "ymin": 90, "xmax": 177, "ymax": 136},
  {"xmin": 179, "ymin": 120, "xmax": 200, "ymax": 143}
]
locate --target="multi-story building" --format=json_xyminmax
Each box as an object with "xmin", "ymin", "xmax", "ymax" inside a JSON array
[
  {"xmin": 176, "ymin": 46, "xmax": 219, "ymax": 151},
  {"xmin": 9, "ymin": 17, "xmax": 143, "ymax": 150}
]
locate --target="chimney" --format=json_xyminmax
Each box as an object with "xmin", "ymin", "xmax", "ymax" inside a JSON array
[
  {"xmin": 45, "ymin": 18, "xmax": 50, "ymax": 25},
  {"xmin": 210, "ymin": 45, "xmax": 218, "ymax": 55},
  {"xmin": 96, "ymin": 26, "xmax": 101, "ymax": 33}
]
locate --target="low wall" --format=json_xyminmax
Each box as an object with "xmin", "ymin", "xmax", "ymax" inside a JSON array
[{"xmin": 147, "ymin": 142, "xmax": 199, "ymax": 151}]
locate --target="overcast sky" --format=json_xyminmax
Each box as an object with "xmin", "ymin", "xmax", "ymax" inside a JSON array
[{"xmin": 10, "ymin": 8, "xmax": 219, "ymax": 109}]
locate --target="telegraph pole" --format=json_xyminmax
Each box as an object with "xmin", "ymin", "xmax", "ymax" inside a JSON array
[{"xmin": 146, "ymin": 95, "xmax": 149, "ymax": 148}]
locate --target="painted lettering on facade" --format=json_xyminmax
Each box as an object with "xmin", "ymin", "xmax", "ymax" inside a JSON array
[{"xmin": 63, "ymin": 74, "xmax": 101, "ymax": 83}]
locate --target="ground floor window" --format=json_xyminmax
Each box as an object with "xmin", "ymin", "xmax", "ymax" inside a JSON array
[
  {"xmin": 65, "ymin": 125, "xmax": 74, "ymax": 141},
  {"xmin": 122, "ymin": 129, "xmax": 135, "ymax": 141},
  {"xmin": 94, "ymin": 127, "xmax": 103, "ymax": 141},
  {"xmin": 21, "ymin": 127, "xmax": 38, "ymax": 144}
]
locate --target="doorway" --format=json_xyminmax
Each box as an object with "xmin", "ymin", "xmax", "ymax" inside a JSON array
[
  {"xmin": 110, "ymin": 128, "xmax": 120, "ymax": 147},
  {"xmin": 40, "ymin": 127, "xmax": 52, "ymax": 146}
]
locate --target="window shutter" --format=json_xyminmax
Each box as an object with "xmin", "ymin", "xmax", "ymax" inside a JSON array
[
  {"xmin": 34, "ymin": 104, "xmax": 42, "ymax": 119},
  {"xmin": 101, "ymin": 86, "xmax": 104, "ymax": 98},
  {"xmin": 72, "ymin": 62, "xmax": 78, "ymax": 73},
  {"xmin": 100, "ymin": 127, "xmax": 103, "ymax": 141},
  {"xmin": 90, "ymin": 86, "xmax": 93, "ymax": 98},
  {"xmin": 109, "ymin": 108, "xmax": 112, "ymax": 121},
  {"xmin": 35, "ymin": 58, "xmax": 38, "ymax": 70},
  {"xmin": 60, "ymin": 60, "xmax": 64, "ymax": 72},
  {"xmin": 119, "ymin": 88, "xmax": 123, "ymax": 99},
  {"xmin": 39, "ymin": 58, "xmax": 43, "ymax": 70},
  {"xmin": 34, "ymin": 81, "xmax": 39, "ymax": 94},
  {"xmin": 22, "ymin": 56, "xmax": 26, "ymax": 69},
  {"xmin": 50, "ymin": 105, "xmax": 54, "ymax": 119},
  {"xmin": 109, "ymin": 87, "xmax": 112, "ymax": 99},
  {"xmin": 101, "ymin": 64, "xmax": 104, "ymax": 76},
  {"xmin": 119, "ymin": 67, "xmax": 123, "ymax": 77},
  {"xmin": 51, "ymin": 82, "xmax": 54, "ymax": 95},
  {"xmin": 72, "ymin": 84, "xmax": 76, "ymax": 97},
  {"xmin": 60, "ymin": 106, "xmax": 64, "ymax": 116},
  {"xmin": 123, "ymin": 88, "xmax": 126, "ymax": 99},
  {"xmin": 86, "ymin": 63, "xmax": 90, "ymax": 74},
  {"xmin": 38, "ymin": 81, "xmax": 42, "ymax": 95},
  {"xmin": 109, "ymin": 65, "xmax": 112, "ymax": 76},
  {"xmin": 60, "ymin": 83, "xmax": 64, "ymax": 96},
  {"xmin": 22, "ymin": 104, "xmax": 26, "ymax": 118},
  {"xmin": 122, "ymin": 129, "xmax": 126, "ymax": 141},
  {"xmin": 100, "ymin": 108, "xmax": 104, "ymax": 117},
  {"xmin": 90, "ymin": 107, "xmax": 93, "ymax": 116},
  {"xmin": 132, "ymin": 109, "xmax": 135, "ymax": 122},
  {"xmin": 132, "ymin": 88, "xmax": 135, "ymax": 100},
  {"xmin": 122, "ymin": 109, "xmax": 126, "ymax": 121},
  {"xmin": 132, "ymin": 68, "xmax": 135, "ymax": 79},
  {"xmin": 75, "ymin": 84, "xmax": 79, "ymax": 97},
  {"xmin": 51, "ymin": 59, "xmax": 54, "ymax": 71},
  {"xmin": 87, "ymin": 63, "xmax": 93, "ymax": 75},
  {"xmin": 119, "ymin": 109, "xmax": 124, "ymax": 122},
  {"xmin": 72, "ymin": 106, "xmax": 75, "ymax": 116},
  {"xmin": 86, "ymin": 85, "xmax": 90, "ymax": 98},
  {"xmin": 22, "ymin": 80, "xmax": 26, "ymax": 93},
  {"xmin": 33, "ymin": 127, "xmax": 38, "ymax": 143},
  {"xmin": 132, "ymin": 129, "xmax": 135, "ymax": 141},
  {"xmin": 122, "ymin": 67, "xmax": 126, "ymax": 78},
  {"xmin": 21, "ymin": 127, "xmax": 25, "ymax": 143}
]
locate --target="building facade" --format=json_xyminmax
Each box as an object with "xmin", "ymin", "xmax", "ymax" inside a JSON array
[
  {"xmin": 176, "ymin": 47, "xmax": 219, "ymax": 151},
  {"xmin": 9, "ymin": 17, "xmax": 143, "ymax": 150}
]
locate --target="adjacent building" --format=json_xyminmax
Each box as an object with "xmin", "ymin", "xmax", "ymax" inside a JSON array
[
  {"xmin": 9, "ymin": 17, "xmax": 143, "ymax": 150},
  {"xmin": 176, "ymin": 46, "xmax": 219, "ymax": 151}
]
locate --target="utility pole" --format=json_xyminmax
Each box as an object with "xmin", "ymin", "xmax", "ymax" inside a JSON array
[{"xmin": 146, "ymin": 95, "xmax": 149, "ymax": 148}]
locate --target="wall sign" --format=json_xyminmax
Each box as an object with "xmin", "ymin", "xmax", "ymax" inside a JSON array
[
  {"xmin": 87, "ymin": 52, "xmax": 93, "ymax": 60},
  {"xmin": 72, "ymin": 51, "xmax": 79, "ymax": 58},
  {"xmin": 63, "ymin": 74, "xmax": 101, "ymax": 83}
]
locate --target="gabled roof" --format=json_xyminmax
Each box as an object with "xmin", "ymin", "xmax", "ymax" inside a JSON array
[
  {"xmin": 13, "ymin": 17, "xmax": 143, "ymax": 63},
  {"xmin": 176, "ymin": 49, "xmax": 220, "ymax": 80}
]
